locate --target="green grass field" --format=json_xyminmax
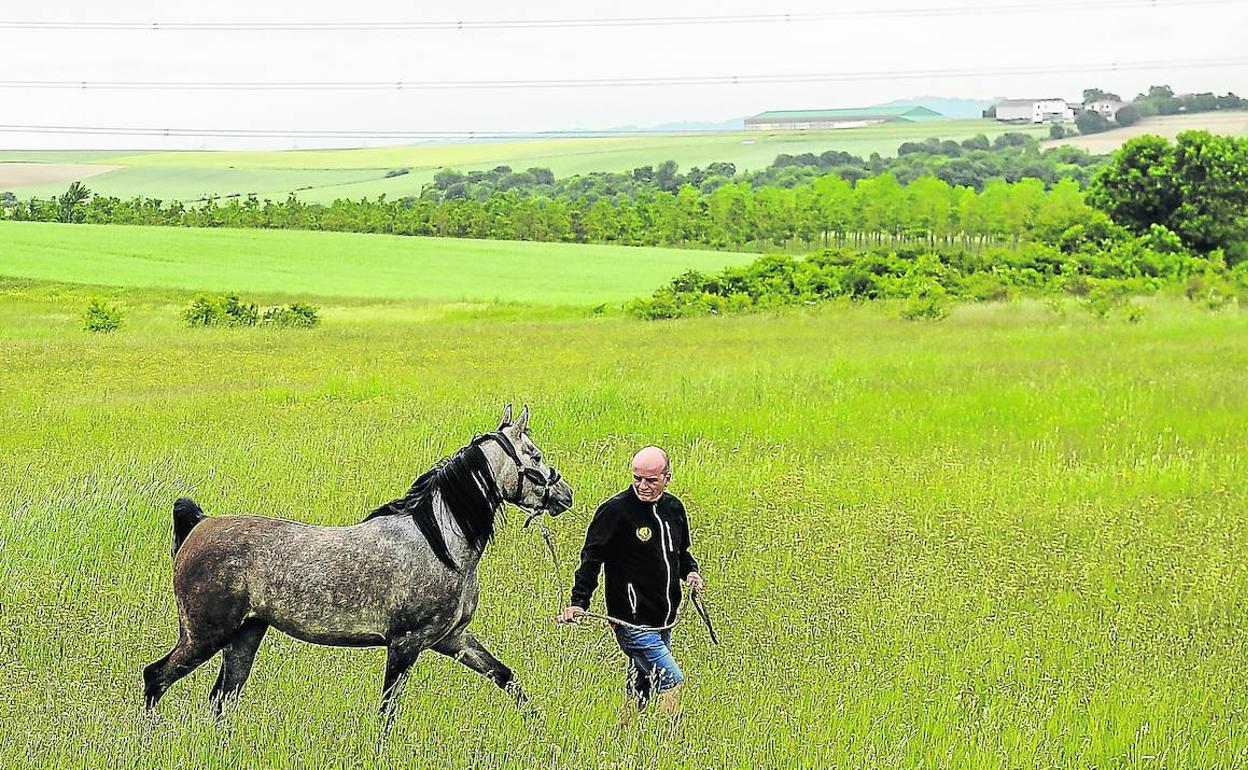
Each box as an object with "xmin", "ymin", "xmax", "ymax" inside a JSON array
[
  {"xmin": 0, "ymin": 221, "xmax": 755, "ymax": 304},
  {"xmin": 1, "ymin": 264, "xmax": 1247, "ymax": 766},
  {"xmin": 2, "ymin": 120, "xmax": 1049, "ymax": 203}
]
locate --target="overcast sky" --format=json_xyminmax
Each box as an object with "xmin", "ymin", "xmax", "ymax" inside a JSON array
[{"xmin": 3, "ymin": 0, "xmax": 1246, "ymax": 150}]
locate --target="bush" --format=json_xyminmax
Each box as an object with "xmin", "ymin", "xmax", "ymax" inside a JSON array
[
  {"xmin": 182, "ymin": 293, "xmax": 258, "ymax": 327},
  {"xmin": 1123, "ymin": 302, "xmax": 1147, "ymax": 323},
  {"xmin": 899, "ymin": 292, "xmax": 949, "ymax": 321},
  {"xmin": 182, "ymin": 295, "xmax": 221, "ymax": 326},
  {"xmin": 1049, "ymin": 124, "xmax": 1067, "ymax": 140},
  {"xmin": 1075, "ymin": 110, "xmax": 1110, "ymax": 135},
  {"xmin": 1081, "ymin": 283, "xmax": 1130, "ymax": 320},
  {"xmin": 83, "ymin": 298, "xmax": 123, "ymax": 333},
  {"xmin": 960, "ymin": 272, "xmax": 1013, "ymax": 302},
  {"xmin": 625, "ymin": 235, "xmax": 1219, "ymax": 321},
  {"xmin": 1114, "ymin": 104, "xmax": 1142, "ymax": 127},
  {"xmin": 261, "ymin": 302, "xmax": 320, "ymax": 328}
]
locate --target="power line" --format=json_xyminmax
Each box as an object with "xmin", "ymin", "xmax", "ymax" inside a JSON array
[
  {"xmin": 0, "ymin": 124, "xmax": 735, "ymax": 139},
  {"xmin": 3, "ymin": 57, "xmax": 1244, "ymax": 92},
  {"xmin": 0, "ymin": 0, "xmax": 1235, "ymax": 31}
]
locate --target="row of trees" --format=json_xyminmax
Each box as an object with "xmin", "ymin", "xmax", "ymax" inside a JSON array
[
  {"xmin": 1074, "ymin": 85, "xmax": 1246, "ymax": 135},
  {"xmin": 1130, "ymin": 85, "xmax": 1247, "ymax": 119},
  {"xmin": 4, "ymin": 174, "xmax": 1116, "ymax": 254},
  {"xmin": 5, "ymin": 130, "xmax": 1242, "ymax": 274},
  {"xmin": 419, "ymin": 133, "xmax": 1103, "ymax": 203},
  {"xmin": 626, "ymin": 130, "xmax": 1248, "ymax": 317}
]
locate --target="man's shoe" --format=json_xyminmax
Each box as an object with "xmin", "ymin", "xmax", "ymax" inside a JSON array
[{"xmin": 652, "ymin": 684, "xmax": 682, "ymax": 719}]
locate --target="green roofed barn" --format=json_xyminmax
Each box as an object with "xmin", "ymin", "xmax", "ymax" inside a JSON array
[{"xmin": 744, "ymin": 106, "xmax": 944, "ymax": 132}]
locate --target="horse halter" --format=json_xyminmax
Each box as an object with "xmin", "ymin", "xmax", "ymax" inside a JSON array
[{"xmin": 472, "ymin": 431, "xmax": 561, "ymax": 512}]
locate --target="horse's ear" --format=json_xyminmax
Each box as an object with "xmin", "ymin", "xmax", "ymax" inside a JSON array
[
  {"xmin": 497, "ymin": 404, "xmax": 513, "ymax": 430},
  {"xmin": 514, "ymin": 404, "xmax": 530, "ymax": 433}
]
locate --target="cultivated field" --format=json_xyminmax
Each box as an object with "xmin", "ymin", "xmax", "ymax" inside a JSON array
[
  {"xmin": 2, "ymin": 255, "xmax": 1247, "ymax": 766},
  {"xmin": 0, "ymin": 162, "xmax": 122, "ymax": 189},
  {"xmin": 0, "ymin": 119, "xmax": 1048, "ymax": 204},
  {"xmin": 1042, "ymin": 110, "xmax": 1248, "ymax": 154},
  {"xmin": 0, "ymin": 221, "xmax": 755, "ymax": 304}
]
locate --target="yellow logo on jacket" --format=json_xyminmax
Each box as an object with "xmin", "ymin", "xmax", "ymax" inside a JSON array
[{"xmin": 636, "ymin": 526, "xmax": 652, "ymax": 542}]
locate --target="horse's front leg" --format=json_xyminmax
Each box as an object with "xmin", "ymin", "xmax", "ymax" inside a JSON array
[
  {"xmin": 379, "ymin": 642, "xmax": 422, "ymax": 727},
  {"xmin": 432, "ymin": 631, "xmax": 527, "ymax": 708}
]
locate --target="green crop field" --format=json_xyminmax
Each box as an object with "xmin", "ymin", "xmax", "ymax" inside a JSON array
[
  {"xmin": 2, "ymin": 166, "xmax": 394, "ymax": 204},
  {"xmin": 2, "ymin": 259, "xmax": 1247, "ymax": 766},
  {"xmin": 1, "ymin": 119, "xmax": 1049, "ymax": 203},
  {"xmin": 0, "ymin": 221, "xmax": 755, "ymax": 304}
]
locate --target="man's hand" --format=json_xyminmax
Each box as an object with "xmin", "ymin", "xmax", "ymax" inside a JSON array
[
  {"xmin": 559, "ymin": 606, "xmax": 587, "ymax": 624},
  {"xmin": 686, "ymin": 571, "xmax": 705, "ymax": 596}
]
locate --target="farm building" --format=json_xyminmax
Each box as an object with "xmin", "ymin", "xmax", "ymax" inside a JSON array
[
  {"xmin": 993, "ymin": 98, "xmax": 1075, "ymax": 124},
  {"xmin": 1083, "ymin": 98, "xmax": 1127, "ymax": 117},
  {"xmin": 744, "ymin": 106, "xmax": 943, "ymax": 132}
]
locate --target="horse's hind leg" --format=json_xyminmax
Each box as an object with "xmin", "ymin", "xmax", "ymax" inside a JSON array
[
  {"xmin": 143, "ymin": 631, "xmax": 228, "ymax": 710},
  {"xmin": 433, "ymin": 631, "xmax": 528, "ymax": 708},
  {"xmin": 209, "ymin": 620, "xmax": 269, "ymax": 716}
]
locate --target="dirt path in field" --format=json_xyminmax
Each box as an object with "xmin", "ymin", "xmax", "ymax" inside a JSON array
[
  {"xmin": 0, "ymin": 163, "xmax": 122, "ymax": 188},
  {"xmin": 1042, "ymin": 111, "xmax": 1248, "ymax": 153}
]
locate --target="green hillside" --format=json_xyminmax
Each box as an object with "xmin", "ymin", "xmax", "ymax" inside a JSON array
[{"xmin": 2, "ymin": 120, "xmax": 1049, "ymax": 203}]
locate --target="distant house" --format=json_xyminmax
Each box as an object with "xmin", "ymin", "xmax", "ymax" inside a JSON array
[
  {"xmin": 744, "ymin": 106, "xmax": 943, "ymax": 132},
  {"xmin": 993, "ymin": 98, "xmax": 1075, "ymax": 124},
  {"xmin": 1083, "ymin": 99, "xmax": 1127, "ymax": 118}
]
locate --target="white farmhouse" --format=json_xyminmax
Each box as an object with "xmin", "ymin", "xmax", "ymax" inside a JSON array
[
  {"xmin": 1084, "ymin": 99, "xmax": 1127, "ymax": 117},
  {"xmin": 993, "ymin": 98, "xmax": 1075, "ymax": 123}
]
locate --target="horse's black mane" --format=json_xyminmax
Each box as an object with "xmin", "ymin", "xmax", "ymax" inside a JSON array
[{"xmin": 364, "ymin": 440, "xmax": 504, "ymax": 571}]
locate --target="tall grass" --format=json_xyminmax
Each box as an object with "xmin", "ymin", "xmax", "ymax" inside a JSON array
[{"xmin": 2, "ymin": 285, "xmax": 1247, "ymax": 767}]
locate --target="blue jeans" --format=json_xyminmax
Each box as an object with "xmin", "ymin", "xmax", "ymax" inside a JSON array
[{"xmin": 612, "ymin": 626, "xmax": 683, "ymax": 701}]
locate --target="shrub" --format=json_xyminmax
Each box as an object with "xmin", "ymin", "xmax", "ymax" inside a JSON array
[
  {"xmin": 1049, "ymin": 124, "xmax": 1067, "ymax": 140},
  {"xmin": 223, "ymin": 294, "xmax": 258, "ymax": 325},
  {"xmin": 182, "ymin": 295, "xmax": 222, "ymax": 326},
  {"xmin": 1063, "ymin": 273, "xmax": 1093, "ymax": 297},
  {"xmin": 899, "ymin": 281, "xmax": 949, "ymax": 321},
  {"xmin": 83, "ymin": 298, "xmax": 123, "ymax": 333},
  {"xmin": 261, "ymin": 302, "xmax": 320, "ymax": 328},
  {"xmin": 1114, "ymin": 104, "xmax": 1142, "ymax": 127},
  {"xmin": 183, "ymin": 293, "xmax": 258, "ymax": 327},
  {"xmin": 1076, "ymin": 110, "xmax": 1110, "ymax": 135},
  {"xmin": 1123, "ymin": 302, "xmax": 1147, "ymax": 323},
  {"xmin": 960, "ymin": 272, "xmax": 1013, "ymax": 302},
  {"xmin": 1082, "ymin": 283, "xmax": 1130, "ymax": 320}
]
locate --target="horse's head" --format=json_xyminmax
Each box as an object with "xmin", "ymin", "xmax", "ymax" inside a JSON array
[{"xmin": 487, "ymin": 404, "xmax": 574, "ymax": 516}]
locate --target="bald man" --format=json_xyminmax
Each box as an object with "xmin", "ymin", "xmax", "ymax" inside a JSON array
[{"xmin": 561, "ymin": 446, "xmax": 704, "ymax": 717}]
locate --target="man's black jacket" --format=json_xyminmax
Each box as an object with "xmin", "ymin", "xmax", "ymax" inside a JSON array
[{"xmin": 569, "ymin": 488, "xmax": 699, "ymax": 628}]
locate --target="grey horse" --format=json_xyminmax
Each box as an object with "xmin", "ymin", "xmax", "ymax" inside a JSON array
[{"xmin": 142, "ymin": 405, "xmax": 573, "ymax": 721}]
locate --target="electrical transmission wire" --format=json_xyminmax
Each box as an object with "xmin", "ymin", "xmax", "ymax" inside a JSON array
[
  {"xmin": 2, "ymin": 57, "xmax": 1244, "ymax": 92},
  {"xmin": 0, "ymin": 0, "xmax": 1236, "ymax": 31},
  {"xmin": 0, "ymin": 124, "xmax": 735, "ymax": 139}
]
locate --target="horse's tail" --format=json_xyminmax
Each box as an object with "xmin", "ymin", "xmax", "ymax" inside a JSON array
[{"xmin": 171, "ymin": 497, "xmax": 207, "ymax": 559}]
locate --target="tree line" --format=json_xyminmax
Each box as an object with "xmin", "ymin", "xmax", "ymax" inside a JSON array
[
  {"xmin": 4, "ymin": 173, "xmax": 1114, "ymax": 255},
  {"xmin": 419, "ymin": 133, "xmax": 1104, "ymax": 202},
  {"xmin": 4, "ymin": 131, "xmax": 1242, "ymax": 267},
  {"xmin": 627, "ymin": 130, "xmax": 1248, "ymax": 318}
]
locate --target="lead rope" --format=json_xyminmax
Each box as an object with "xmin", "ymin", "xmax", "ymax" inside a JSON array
[{"xmin": 527, "ymin": 515, "xmax": 717, "ymax": 637}]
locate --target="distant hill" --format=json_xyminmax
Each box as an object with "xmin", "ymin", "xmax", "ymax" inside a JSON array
[{"xmin": 872, "ymin": 97, "xmax": 1000, "ymax": 120}]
